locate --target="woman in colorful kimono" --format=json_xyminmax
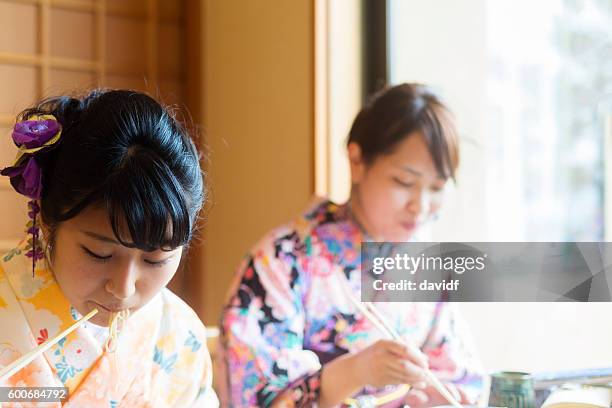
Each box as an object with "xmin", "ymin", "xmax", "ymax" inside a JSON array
[
  {"xmin": 219, "ymin": 84, "xmax": 483, "ymax": 407},
  {"xmin": 0, "ymin": 90, "xmax": 218, "ymax": 406}
]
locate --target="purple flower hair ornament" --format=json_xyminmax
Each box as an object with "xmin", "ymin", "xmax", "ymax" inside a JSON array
[
  {"xmin": 0, "ymin": 114, "xmax": 62, "ymax": 275},
  {"xmin": 1, "ymin": 115, "xmax": 62, "ymax": 200}
]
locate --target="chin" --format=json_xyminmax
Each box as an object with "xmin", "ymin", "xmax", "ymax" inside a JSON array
[
  {"xmin": 378, "ymin": 232, "xmax": 413, "ymax": 242},
  {"xmin": 89, "ymin": 313, "xmax": 111, "ymax": 327},
  {"xmin": 392, "ymin": 230, "xmax": 416, "ymax": 242}
]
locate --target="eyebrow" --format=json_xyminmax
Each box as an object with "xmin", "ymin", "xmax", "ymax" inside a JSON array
[
  {"xmin": 400, "ymin": 165, "xmax": 447, "ymax": 181},
  {"xmin": 79, "ymin": 230, "xmax": 177, "ymax": 258},
  {"xmin": 80, "ymin": 230, "xmax": 122, "ymax": 245},
  {"xmin": 401, "ymin": 166, "xmax": 422, "ymax": 176}
]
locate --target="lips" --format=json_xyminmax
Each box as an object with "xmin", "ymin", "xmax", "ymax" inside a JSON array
[
  {"xmin": 400, "ymin": 221, "xmax": 417, "ymax": 231},
  {"xmin": 93, "ymin": 301, "xmax": 129, "ymax": 313}
]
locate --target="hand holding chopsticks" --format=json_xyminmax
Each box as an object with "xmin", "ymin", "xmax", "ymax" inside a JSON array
[
  {"xmin": 0, "ymin": 308, "xmax": 98, "ymax": 383},
  {"xmin": 336, "ymin": 272, "xmax": 465, "ymax": 408}
]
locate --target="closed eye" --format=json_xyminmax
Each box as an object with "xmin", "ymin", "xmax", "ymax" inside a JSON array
[
  {"xmin": 144, "ymin": 258, "xmax": 172, "ymax": 267},
  {"xmin": 81, "ymin": 245, "xmax": 112, "ymax": 260},
  {"xmin": 392, "ymin": 177, "xmax": 414, "ymax": 188}
]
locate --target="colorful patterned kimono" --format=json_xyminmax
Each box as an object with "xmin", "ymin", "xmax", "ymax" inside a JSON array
[
  {"xmin": 219, "ymin": 199, "xmax": 483, "ymax": 407},
  {"xmin": 0, "ymin": 239, "xmax": 218, "ymax": 407}
]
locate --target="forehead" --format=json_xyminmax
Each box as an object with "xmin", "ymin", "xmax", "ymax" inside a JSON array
[
  {"xmin": 379, "ymin": 132, "xmax": 442, "ymax": 178},
  {"xmin": 59, "ymin": 204, "xmax": 179, "ymax": 251},
  {"xmin": 61, "ymin": 205, "xmax": 128, "ymax": 240},
  {"xmin": 64, "ymin": 205, "xmax": 110, "ymax": 228}
]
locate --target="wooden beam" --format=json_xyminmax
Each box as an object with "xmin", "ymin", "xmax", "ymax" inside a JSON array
[
  {"xmin": 0, "ymin": 52, "xmax": 40, "ymax": 66},
  {"xmin": 182, "ymin": 0, "xmax": 204, "ymax": 318},
  {"xmin": 3, "ymin": 0, "xmax": 180, "ymax": 22},
  {"xmin": 39, "ymin": 0, "xmax": 51, "ymax": 95},
  {"xmin": 146, "ymin": 0, "xmax": 159, "ymax": 88},
  {"xmin": 95, "ymin": 0, "xmax": 107, "ymax": 84},
  {"xmin": 0, "ymin": 52, "xmax": 98, "ymax": 72},
  {"xmin": 50, "ymin": 56, "xmax": 97, "ymax": 71},
  {"xmin": 314, "ymin": 0, "xmax": 329, "ymax": 197}
]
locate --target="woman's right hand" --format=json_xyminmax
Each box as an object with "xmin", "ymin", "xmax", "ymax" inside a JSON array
[{"xmin": 349, "ymin": 339, "xmax": 429, "ymax": 389}]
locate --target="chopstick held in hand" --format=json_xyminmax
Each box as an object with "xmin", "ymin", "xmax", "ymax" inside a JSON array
[
  {"xmin": 0, "ymin": 308, "xmax": 99, "ymax": 382},
  {"xmin": 336, "ymin": 273, "xmax": 465, "ymax": 408}
]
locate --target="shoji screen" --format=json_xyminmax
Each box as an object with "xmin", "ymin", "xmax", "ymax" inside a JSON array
[{"xmin": 0, "ymin": 0, "xmax": 186, "ymax": 252}]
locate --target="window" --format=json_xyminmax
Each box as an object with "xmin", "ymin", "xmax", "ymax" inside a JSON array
[{"xmin": 389, "ymin": 0, "xmax": 612, "ymax": 241}]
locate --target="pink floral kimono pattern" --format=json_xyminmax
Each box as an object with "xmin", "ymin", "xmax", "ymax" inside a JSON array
[{"xmin": 219, "ymin": 199, "xmax": 483, "ymax": 407}]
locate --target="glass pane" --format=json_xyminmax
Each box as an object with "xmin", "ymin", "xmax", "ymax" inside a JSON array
[
  {"xmin": 389, "ymin": 0, "xmax": 612, "ymax": 241},
  {"xmin": 485, "ymin": 0, "xmax": 612, "ymax": 241}
]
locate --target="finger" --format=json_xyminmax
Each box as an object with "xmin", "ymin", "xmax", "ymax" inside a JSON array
[
  {"xmin": 403, "ymin": 361, "xmax": 429, "ymax": 381},
  {"xmin": 413, "ymin": 381, "xmax": 428, "ymax": 389},
  {"xmin": 457, "ymin": 386, "xmax": 473, "ymax": 404},
  {"xmin": 381, "ymin": 363, "xmax": 411, "ymax": 386},
  {"xmin": 414, "ymin": 384, "xmax": 453, "ymax": 407},
  {"xmin": 445, "ymin": 382, "xmax": 462, "ymax": 402},
  {"xmin": 386, "ymin": 360, "xmax": 428, "ymax": 384},
  {"xmin": 384, "ymin": 340, "xmax": 429, "ymax": 369},
  {"xmin": 404, "ymin": 389, "xmax": 430, "ymax": 406},
  {"xmin": 386, "ymin": 358, "xmax": 426, "ymax": 378},
  {"xmin": 403, "ymin": 343, "xmax": 429, "ymax": 369},
  {"xmin": 429, "ymin": 382, "xmax": 463, "ymax": 406},
  {"xmin": 384, "ymin": 360, "xmax": 420, "ymax": 385},
  {"xmin": 381, "ymin": 339, "xmax": 410, "ymax": 357}
]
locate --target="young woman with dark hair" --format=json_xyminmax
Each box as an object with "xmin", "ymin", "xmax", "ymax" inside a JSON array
[
  {"xmin": 0, "ymin": 89, "xmax": 218, "ymax": 406},
  {"xmin": 219, "ymin": 83, "xmax": 483, "ymax": 407}
]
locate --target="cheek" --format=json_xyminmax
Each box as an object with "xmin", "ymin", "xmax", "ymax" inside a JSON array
[
  {"xmin": 365, "ymin": 181, "xmax": 410, "ymax": 213},
  {"xmin": 390, "ymin": 188, "xmax": 414, "ymax": 208},
  {"xmin": 137, "ymin": 261, "xmax": 180, "ymax": 297},
  {"xmin": 52, "ymin": 258, "xmax": 103, "ymax": 299},
  {"xmin": 430, "ymin": 191, "xmax": 446, "ymax": 213},
  {"xmin": 430, "ymin": 200, "xmax": 442, "ymax": 215},
  {"xmin": 359, "ymin": 179, "xmax": 406, "ymax": 225}
]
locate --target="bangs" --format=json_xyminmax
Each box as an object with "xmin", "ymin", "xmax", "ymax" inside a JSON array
[
  {"xmin": 104, "ymin": 147, "xmax": 192, "ymax": 251},
  {"xmin": 417, "ymin": 103, "xmax": 459, "ymax": 181},
  {"xmin": 35, "ymin": 90, "xmax": 205, "ymax": 247},
  {"xmin": 349, "ymin": 84, "xmax": 460, "ymax": 180}
]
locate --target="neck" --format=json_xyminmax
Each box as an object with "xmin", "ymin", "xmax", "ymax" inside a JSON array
[{"xmin": 347, "ymin": 187, "xmax": 377, "ymax": 241}]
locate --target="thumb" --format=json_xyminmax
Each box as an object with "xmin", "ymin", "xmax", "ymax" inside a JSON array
[{"xmin": 404, "ymin": 389, "xmax": 430, "ymax": 407}]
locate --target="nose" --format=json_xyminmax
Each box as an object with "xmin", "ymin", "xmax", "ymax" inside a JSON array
[
  {"xmin": 105, "ymin": 261, "xmax": 137, "ymax": 300},
  {"xmin": 408, "ymin": 187, "xmax": 431, "ymax": 219}
]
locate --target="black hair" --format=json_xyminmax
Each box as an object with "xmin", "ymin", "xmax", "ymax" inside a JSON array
[
  {"xmin": 19, "ymin": 89, "xmax": 205, "ymax": 251},
  {"xmin": 347, "ymin": 83, "xmax": 459, "ymax": 180}
]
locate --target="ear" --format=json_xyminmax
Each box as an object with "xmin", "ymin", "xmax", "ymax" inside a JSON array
[{"xmin": 347, "ymin": 142, "xmax": 366, "ymax": 184}]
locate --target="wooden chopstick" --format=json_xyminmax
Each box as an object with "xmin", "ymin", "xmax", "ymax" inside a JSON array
[
  {"xmin": 362, "ymin": 302, "xmax": 464, "ymax": 408},
  {"xmin": 0, "ymin": 308, "xmax": 98, "ymax": 382},
  {"xmin": 337, "ymin": 273, "xmax": 464, "ymax": 408},
  {"xmin": 363, "ymin": 304, "xmax": 464, "ymax": 408}
]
